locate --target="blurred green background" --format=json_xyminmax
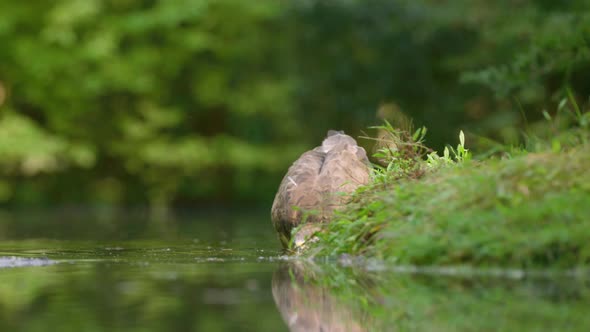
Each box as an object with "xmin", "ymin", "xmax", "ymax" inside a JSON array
[{"xmin": 0, "ymin": 0, "xmax": 588, "ymax": 210}]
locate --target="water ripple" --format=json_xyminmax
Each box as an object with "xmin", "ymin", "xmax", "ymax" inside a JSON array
[{"xmin": 0, "ymin": 256, "xmax": 57, "ymax": 268}]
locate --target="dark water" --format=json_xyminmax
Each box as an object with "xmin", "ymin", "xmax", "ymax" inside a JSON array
[{"xmin": 0, "ymin": 210, "xmax": 589, "ymax": 332}]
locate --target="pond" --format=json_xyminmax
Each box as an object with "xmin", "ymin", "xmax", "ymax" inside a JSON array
[{"xmin": 0, "ymin": 209, "xmax": 588, "ymax": 331}]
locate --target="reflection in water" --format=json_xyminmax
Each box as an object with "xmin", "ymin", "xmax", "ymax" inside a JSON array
[
  {"xmin": 0, "ymin": 210, "xmax": 589, "ymax": 331},
  {"xmin": 272, "ymin": 261, "xmax": 370, "ymax": 332},
  {"xmin": 0, "ymin": 210, "xmax": 289, "ymax": 332},
  {"xmin": 273, "ymin": 260, "xmax": 590, "ymax": 332},
  {"xmin": 0, "ymin": 246, "xmax": 286, "ymax": 332}
]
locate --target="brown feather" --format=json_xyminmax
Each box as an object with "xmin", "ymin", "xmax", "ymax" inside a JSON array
[{"xmin": 271, "ymin": 131, "xmax": 370, "ymax": 248}]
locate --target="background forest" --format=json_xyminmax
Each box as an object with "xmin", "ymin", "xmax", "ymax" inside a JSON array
[{"xmin": 0, "ymin": 0, "xmax": 589, "ymax": 210}]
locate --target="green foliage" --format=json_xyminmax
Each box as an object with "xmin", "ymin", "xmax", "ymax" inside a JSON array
[
  {"xmin": 0, "ymin": 0, "xmax": 301, "ymax": 206},
  {"xmin": 367, "ymin": 122, "xmax": 430, "ymax": 185},
  {"xmin": 461, "ymin": 6, "xmax": 590, "ymax": 100},
  {"xmin": 306, "ymin": 106, "xmax": 590, "ymax": 267},
  {"xmin": 424, "ymin": 130, "xmax": 472, "ymax": 168},
  {"xmin": 367, "ymin": 122, "xmax": 471, "ymax": 187},
  {"xmin": 310, "ymin": 144, "xmax": 590, "ymax": 267},
  {"xmin": 0, "ymin": 111, "xmax": 95, "ymax": 174},
  {"xmin": 0, "ymin": 1, "xmax": 588, "ymax": 207}
]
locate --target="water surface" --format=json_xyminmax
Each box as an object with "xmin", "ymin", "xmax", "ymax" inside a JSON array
[{"xmin": 0, "ymin": 210, "xmax": 588, "ymax": 331}]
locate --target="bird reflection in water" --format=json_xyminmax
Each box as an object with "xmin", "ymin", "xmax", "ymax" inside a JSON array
[{"xmin": 272, "ymin": 261, "xmax": 378, "ymax": 332}]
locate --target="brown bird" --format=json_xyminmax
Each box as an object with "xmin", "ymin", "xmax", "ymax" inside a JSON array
[{"xmin": 271, "ymin": 130, "xmax": 371, "ymax": 248}]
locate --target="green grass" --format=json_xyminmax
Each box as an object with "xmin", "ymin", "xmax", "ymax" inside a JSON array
[{"xmin": 302, "ymin": 113, "xmax": 590, "ymax": 268}]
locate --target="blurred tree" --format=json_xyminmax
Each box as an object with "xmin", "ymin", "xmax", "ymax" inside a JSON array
[
  {"xmin": 0, "ymin": 0, "xmax": 588, "ymax": 209},
  {"xmin": 0, "ymin": 0, "xmax": 304, "ymax": 209}
]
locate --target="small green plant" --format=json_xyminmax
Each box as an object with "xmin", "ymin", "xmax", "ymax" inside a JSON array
[
  {"xmin": 518, "ymin": 90, "xmax": 590, "ymax": 154},
  {"xmin": 366, "ymin": 121, "xmax": 430, "ymax": 162},
  {"xmin": 370, "ymin": 151, "xmax": 420, "ymax": 185},
  {"xmin": 425, "ymin": 130, "xmax": 471, "ymax": 168},
  {"xmin": 447, "ymin": 130, "xmax": 471, "ymax": 162},
  {"xmin": 364, "ymin": 120, "xmax": 473, "ymax": 186},
  {"xmin": 363, "ymin": 121, "xmax": 432, "ymax": 185}
]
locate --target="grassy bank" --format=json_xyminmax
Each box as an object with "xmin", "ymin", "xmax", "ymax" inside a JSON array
[{"xmin": 302, "ymin": 118, "xmax": 590, "ymax": 268}]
